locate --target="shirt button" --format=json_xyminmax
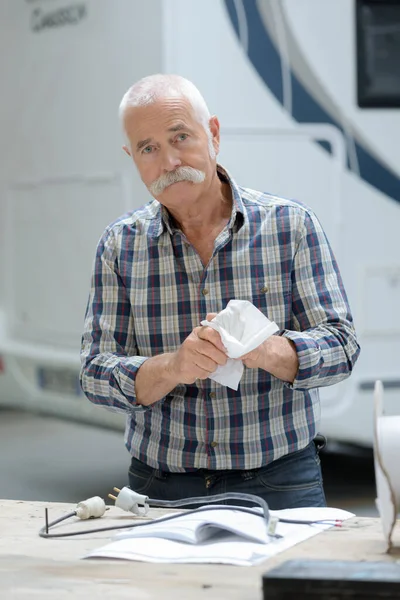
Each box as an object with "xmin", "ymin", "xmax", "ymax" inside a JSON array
[
  {"xmin": 202, "ymin": 289, "xmax": 209, "ymax": 296},
  {"xmin": 209, "ymin": 392, "xmax": 216, "ymax": 399},
  {"xmin": 210, "ymin": 441, "xmax": 218, "ymax": 448},
  {"xmin": 260, "ymin": 285, "xmax": 269, "ymax": 293}
]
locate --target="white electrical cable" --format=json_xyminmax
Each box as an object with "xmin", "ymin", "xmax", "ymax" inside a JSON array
[{"xmin": 39, "ymin": 489, "xmax": 342, "ymax": 539}]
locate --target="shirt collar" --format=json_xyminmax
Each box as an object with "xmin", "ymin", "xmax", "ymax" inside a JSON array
[{"xmin": 217, "ymin": 164, "xmax": 245, "ymax": 233}]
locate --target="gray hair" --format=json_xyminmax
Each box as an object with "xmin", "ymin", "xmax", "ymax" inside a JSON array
[
  {"xmin": 119, "ymin": 74, "xmax": 216, "ymax": 159},
  {"xmin": 119, "ymin": 74, "xmax": 211, "ymax": 128}
]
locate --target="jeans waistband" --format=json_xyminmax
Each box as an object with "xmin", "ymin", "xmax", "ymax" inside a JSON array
[{"xmin": 153, "ymin": 466, "xmax": 260, "ymax": 482}]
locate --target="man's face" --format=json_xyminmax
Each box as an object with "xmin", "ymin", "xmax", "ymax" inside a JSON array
[{"xmin": 123, "ymin": 97, "xmax": 220, "ymax": 209}]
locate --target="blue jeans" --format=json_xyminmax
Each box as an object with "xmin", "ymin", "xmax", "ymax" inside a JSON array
[{"xmin": 128, "ymin": 441, "xmax": 326, "ymax": 510}]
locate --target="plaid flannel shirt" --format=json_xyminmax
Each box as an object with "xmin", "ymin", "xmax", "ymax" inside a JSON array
[{"xmin": 80, "ymin": 165, "xmax": 360, "ymax": 471}]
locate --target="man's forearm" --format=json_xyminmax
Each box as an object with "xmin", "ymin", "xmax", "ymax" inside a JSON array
[{"xmin": 135, "ymin": 353, "xmax": 180, "ymax": 406}]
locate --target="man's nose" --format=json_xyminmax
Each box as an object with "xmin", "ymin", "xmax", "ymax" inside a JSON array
[{"xmin": 160, "ymin": 147, "xmax": 182, "ymax": 172}]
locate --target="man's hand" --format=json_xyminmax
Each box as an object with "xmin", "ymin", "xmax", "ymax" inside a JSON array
[
  {"xmin": 135, "ymin": 314, "xmax": 226, "ymax": 406},
  {"xmin": 241, "ymin": 335, "xmax": 299, "ymax": 383},
  {"xmin": 167, "ymin": 319, "xmax": 227, "ymax": 384},
  {"xmin": 240, "ymin": 343, "xmax": 266, "ymax": 370}
]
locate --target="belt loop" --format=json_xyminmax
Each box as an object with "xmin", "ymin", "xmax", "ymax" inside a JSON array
[
  {"xmin": 241, "ymin": 469, "xmax": 259, "ymax": 481},
  {"xmin": 154, "ymin": 468, "xmax": 168, "ymax": 480}
]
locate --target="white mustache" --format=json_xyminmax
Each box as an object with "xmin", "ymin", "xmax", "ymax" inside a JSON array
[{"xmin": 149, "ymin": 166, "xmax": 206, "ymax": 196}]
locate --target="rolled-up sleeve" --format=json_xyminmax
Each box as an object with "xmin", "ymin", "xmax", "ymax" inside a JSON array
[
  {"xmin": 281, "ymin": 209, "xmax": 360, "ymax": 390},
  {"xmin": 80, "ymin": 226, "xmax": 150, "ymax": 412}
]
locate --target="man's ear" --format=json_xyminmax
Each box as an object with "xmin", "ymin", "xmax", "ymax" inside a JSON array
[
  {"xmin": 122, "ymin": 144, "xmax": 131, "ymax": 157},
  {"xmin": 209, "ymin": 115, "xmax": 220, "ymax": 155}
]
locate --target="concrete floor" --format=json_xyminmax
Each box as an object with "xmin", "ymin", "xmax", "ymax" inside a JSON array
[
  {"xmin": 0, "ymin": 409, "xmax": 378, "ymax": 516},
  {"xmin": 0, "ymin": 409, "xmax": 129, "ymax": 504}
]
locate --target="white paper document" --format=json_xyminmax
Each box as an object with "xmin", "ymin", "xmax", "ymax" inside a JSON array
[
  {"xmin": 85, "ymin": 506, "xmax": 354, "ymax": 567},
  {"xmin": 115, "ymin": 507, "xmax": 270, "ymax": 545},
  {"xmin": 201, "ymin": 299, "xmax": 279, "ymax": 390}
]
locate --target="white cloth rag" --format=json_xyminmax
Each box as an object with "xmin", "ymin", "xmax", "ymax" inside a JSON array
[{"xmin": 200, "ymin": 299, "xmax": 279, "ymax": 390}]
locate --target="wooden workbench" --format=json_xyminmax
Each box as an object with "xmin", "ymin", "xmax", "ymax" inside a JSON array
[{"xmin": 1, "ymin": 499, "xmax": 399, "ymax": 599}]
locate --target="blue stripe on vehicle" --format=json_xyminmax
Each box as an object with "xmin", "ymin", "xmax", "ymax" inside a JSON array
[{"xmin": 224, "ymin": 0, "xmax": 400, "ymax": 203}]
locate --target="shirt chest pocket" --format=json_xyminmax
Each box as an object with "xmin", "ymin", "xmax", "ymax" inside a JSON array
[{"xmin": 227, "ymin": 276, "xmax": 292, "ymax": 331}]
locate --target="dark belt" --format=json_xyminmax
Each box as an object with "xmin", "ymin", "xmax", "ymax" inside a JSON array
[{"xmin": 153, "ymin": 466, "xmax": 260, "ymax": 488}]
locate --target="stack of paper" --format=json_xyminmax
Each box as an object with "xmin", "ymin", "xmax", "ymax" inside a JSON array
[{"xmin": 85, "ymin": 506, "xmax": 354, "ymax": 566}]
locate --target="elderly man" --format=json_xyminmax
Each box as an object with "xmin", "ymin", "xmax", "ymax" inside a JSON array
[{"xmin": 80, "ymin": 74, "xmax": 360, "ymax": 509}]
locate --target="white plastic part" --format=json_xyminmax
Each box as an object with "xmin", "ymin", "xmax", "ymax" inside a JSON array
[
  {"xmin": 115, "ymin": 486, "xmax": 149, "ymax": 516},
  {"xmin": 76, "ymin": 496, "xmax": 106, "ymax": 520},
  {"xmin": 373, "ymin": 380, "xmax": 400, "ymax": 551}
]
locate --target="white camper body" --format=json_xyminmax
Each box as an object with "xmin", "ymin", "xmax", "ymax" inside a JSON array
[{"xmin": 0, "ymin": 0, "xmax": 399, "ymax": 443}]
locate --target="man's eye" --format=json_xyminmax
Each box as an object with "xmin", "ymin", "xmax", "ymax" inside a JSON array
[
  {"xmin": 177, "ymin": 133, "xmax": 188, "ymax": 142},
  {"xmin": 142, "ymin": 146, "xmax": 153, "ymax": 154}
]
